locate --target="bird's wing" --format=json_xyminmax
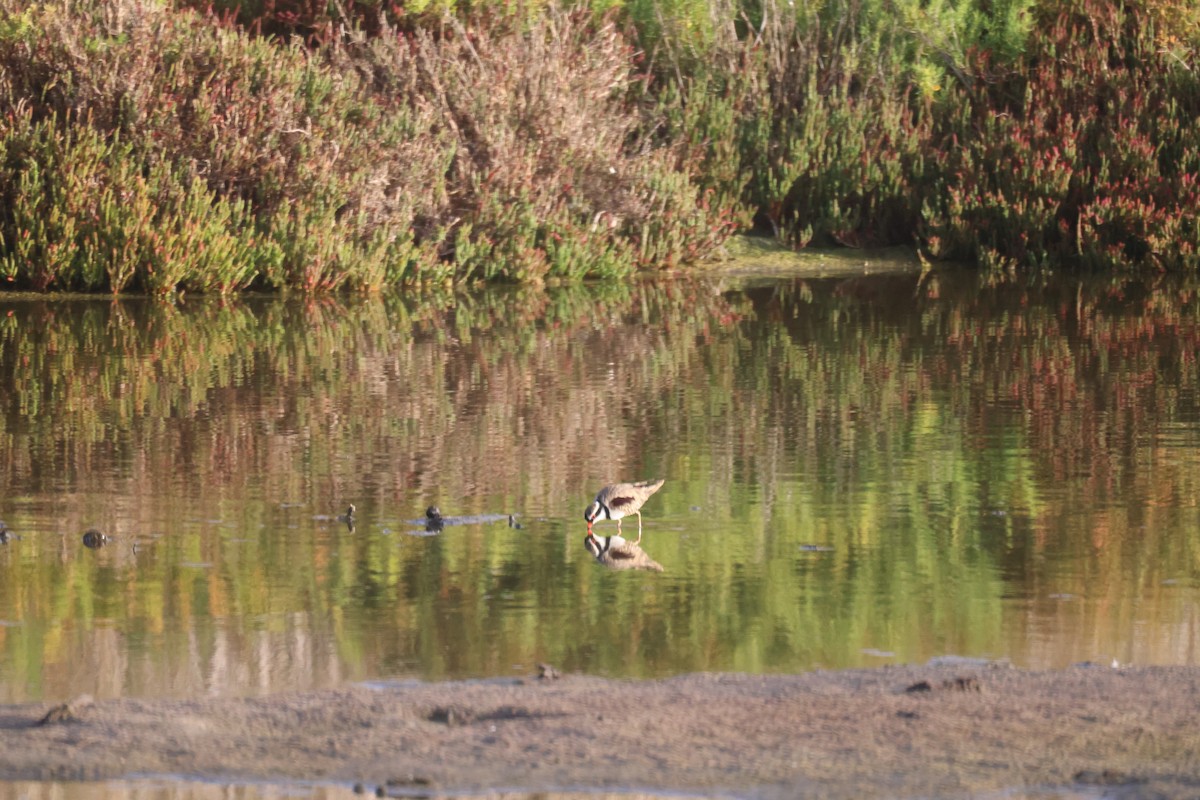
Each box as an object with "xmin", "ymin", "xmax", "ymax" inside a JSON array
[{"xmin": 607, "ymin": 492, "xmax": 641, "ymax": 511}]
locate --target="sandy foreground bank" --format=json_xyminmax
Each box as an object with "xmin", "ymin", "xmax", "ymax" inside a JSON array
[{"xmin": 0, "ymin": 663, "xmax": 1197, "ymax": 798}]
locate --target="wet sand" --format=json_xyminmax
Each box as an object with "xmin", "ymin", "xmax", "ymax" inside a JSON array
[{"xmin": 1, "ymin": 663, "xmax": 1198, "ymax": 798}]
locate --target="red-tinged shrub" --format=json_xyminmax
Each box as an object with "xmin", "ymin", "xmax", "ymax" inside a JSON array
[{"xmin": 923, "ymin": 0, "xmax": 1200, "ymax": 271}]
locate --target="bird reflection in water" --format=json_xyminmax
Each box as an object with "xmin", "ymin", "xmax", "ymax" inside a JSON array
[{"xmin": 584, "ymin": 532, "xmax": 664, "ymax": 572}]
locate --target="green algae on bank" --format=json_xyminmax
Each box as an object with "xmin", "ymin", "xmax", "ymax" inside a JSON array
[{"xmin": 702, "ymin": 236, "xmax": 923, "ymax": 280}]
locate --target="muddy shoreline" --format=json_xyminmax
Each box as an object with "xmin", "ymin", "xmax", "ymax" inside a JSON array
[{"xmin": 1, "ymin": 663, "xmax": 1198, "ymax": 798}]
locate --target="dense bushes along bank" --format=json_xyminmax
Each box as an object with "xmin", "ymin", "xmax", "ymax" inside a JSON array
[{"xmin": 0, "ymin": 0, "xmax": 1198, "ymax": 293}]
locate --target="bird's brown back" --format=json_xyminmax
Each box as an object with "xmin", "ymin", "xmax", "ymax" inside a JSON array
[{"xmin": 600, "ymin": 479, "xmax": 664, "ymax": 512}]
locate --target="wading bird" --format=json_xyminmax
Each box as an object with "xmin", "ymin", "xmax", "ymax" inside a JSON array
[{"xmin": 583, "ymin": 479, "xmax": 664, "ymax": 544}]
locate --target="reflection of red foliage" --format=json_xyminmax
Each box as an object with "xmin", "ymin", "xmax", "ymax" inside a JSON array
[{"xmin": 931, "ymin": 275, "xmax": 1200, "ymax": 509}]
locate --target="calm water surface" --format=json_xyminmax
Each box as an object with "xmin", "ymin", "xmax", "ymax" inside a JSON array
[{"xmin": 1, "ymin": 266, "xmax": 1199, "ymax": 702}]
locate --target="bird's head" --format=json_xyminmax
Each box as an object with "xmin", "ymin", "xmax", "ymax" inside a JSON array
[{"xmin": 583, "ymin": 501, "xmax": 601, "ymax": 527}]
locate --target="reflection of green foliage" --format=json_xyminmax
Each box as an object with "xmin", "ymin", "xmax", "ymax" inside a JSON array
[{"xmin": 1, "ymin": 272, "xmax": 1199, "ymax": 699}]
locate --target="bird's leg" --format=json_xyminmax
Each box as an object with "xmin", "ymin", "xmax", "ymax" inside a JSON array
[
  {"xmin": 634, "ymin": 511, "xmax": 643, "ymax": 544},
  {"xmin": 616, "ymin": 518, "xmax": 623, "ymax": 536}
]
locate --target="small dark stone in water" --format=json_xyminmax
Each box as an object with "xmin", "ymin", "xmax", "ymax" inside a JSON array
[
  {"xmin": 352, "ymin": 782, "xmax": 366, "ymax": 794},
  {"xmin": 425, "ymin": 506, "xmax": 445, "ymax": 533},
  {"xmin": 386, "ymin": 774, "xmax": 433, "ymax": 787},
  {"xmin": 537, "ymin": 663, "xmax": 561, "ymax": 680},
  {"xmin": 905, "ymin": 681, "xmax": 933, "ymax": 693},
  {"xmin": 39, "ymin": 694, "xmax": 94, "ymax": 725},
  {"xmin": 82, "ymin": 529, "xmax": 110, "ymax": 549},
  {"xmin": 375, "ymin": 786, "xmax": 386, "ymax": 798},
  {"xmin": 410, "ymin": 510, "xmax": 509, "ymax": 531},
  {"xmin": 896, "ymin": 710, "xmax": 919, "ymax": 719}
]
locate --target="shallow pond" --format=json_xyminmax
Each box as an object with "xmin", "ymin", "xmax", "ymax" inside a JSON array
[{"xmin": 1, "ymin": 258, "xmax": 1199, "ymax": 702}]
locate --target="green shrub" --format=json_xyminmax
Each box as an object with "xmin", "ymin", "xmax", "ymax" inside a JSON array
[
  {"xmin": 0, "ymin": 113, "xmax": 263, "ymax": 293},
  {"xmin": 642, "ymin": 0, "xmax": 1034, "ymax": 250}
]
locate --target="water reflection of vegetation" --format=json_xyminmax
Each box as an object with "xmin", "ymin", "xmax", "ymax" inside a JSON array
[{"xmin": 0, "ymin": 273, "xmax": 1198, "ymax": 700}]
